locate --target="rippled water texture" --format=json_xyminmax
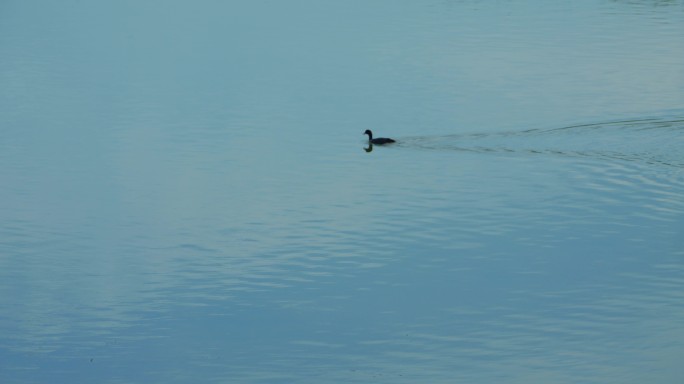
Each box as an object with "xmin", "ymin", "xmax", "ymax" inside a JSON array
[{"xmin": 1, "ymin": 1, "xmax": 683, "ymax": 383}]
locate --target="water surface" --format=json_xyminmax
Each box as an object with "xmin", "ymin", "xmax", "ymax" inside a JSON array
[{"xmin": 1, "ymin": 1, "xmax": 683, "ymax": 383}]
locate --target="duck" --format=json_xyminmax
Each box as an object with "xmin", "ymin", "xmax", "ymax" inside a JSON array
[{"xmin": 364, "ymin": 129, "xmax": 396, "ymax": 145}]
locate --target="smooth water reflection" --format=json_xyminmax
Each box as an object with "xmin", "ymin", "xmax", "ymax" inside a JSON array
[{"xmin": 1, "ymin": 0, "xmax": 684, "ymax": 383}]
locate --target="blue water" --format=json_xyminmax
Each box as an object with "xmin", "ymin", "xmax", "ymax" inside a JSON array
[{"xmin": 1, "ymin": 1, "xmax": 683, "ymax": 383}]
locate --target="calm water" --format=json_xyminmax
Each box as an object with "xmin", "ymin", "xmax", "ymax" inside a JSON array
[{"xmin": 1, "ymin": 1, "xmax": 684, "ymax": 383}]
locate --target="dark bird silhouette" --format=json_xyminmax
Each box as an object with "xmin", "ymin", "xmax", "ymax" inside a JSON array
[{"xmin": 364, "ymin": 130, "xmax": 395, "ymax": 145}]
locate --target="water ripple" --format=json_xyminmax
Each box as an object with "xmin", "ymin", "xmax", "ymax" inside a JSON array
[{"xmin": 396, "ymin": 114, "xmax": 684, "ymax": 169}]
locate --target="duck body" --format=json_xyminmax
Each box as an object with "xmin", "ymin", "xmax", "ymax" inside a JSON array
[{"xmin": 364, "ymin": 129, "xmax": 395, "ymax": 145}]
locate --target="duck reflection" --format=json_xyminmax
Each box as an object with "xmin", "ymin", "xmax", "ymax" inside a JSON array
[{"xmin": 364, "ymin": 143, "xmax": 374, "ymax": 152}]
